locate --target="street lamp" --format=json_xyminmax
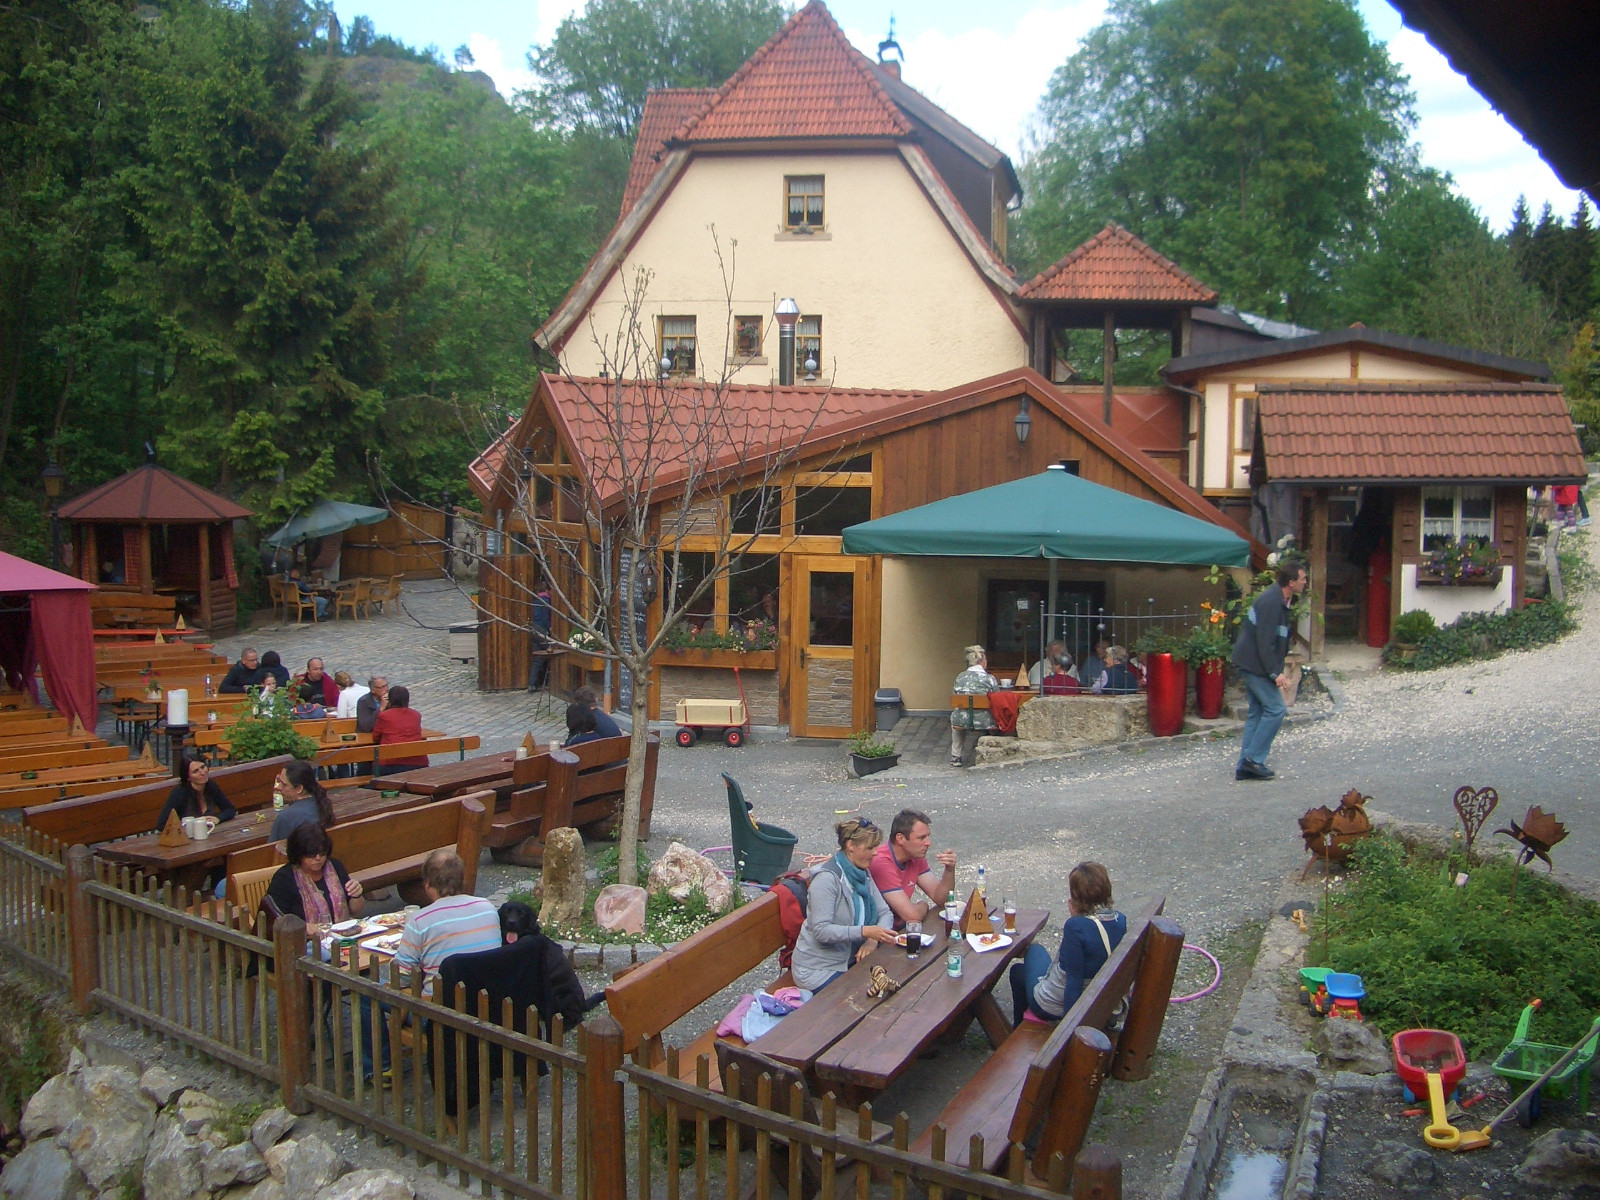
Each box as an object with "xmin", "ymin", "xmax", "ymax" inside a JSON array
[
  {"xmin": 775, "ymin": 298, "xmax": 799, "ymax": 387},
  {"xmin": 40, "ymin": 458, "xmax": 65, "ymax": 570}
]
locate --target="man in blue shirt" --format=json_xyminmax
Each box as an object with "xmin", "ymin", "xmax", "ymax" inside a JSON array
[{"xmin": 1230, "ymin": 559, "xmax": 1307, "ymax": 780}]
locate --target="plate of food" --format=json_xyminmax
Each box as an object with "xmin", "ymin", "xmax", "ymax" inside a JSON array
[
  {"xmin": 367, "ymin": 911, "xmax": 408, "ymax": 929},
  {"xmin": 967, "ymin": 932, "xmax": 1013, "ymax": 954},
  {"xmin": 361, "ymin": 932, "xmax": 404, "ymax": 955},
  {"xmin": 330, "ymin": 919, "xmax": 363, "ymax": 937}
]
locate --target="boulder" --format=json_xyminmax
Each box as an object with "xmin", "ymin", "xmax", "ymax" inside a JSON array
[
  {"xmin": 315, "ymin": 1168, "xmax": 416, "ymax": 1200},
  {"xmin": 539, "ymin": 828, "xmax": 589, "ymax": 934},
  {"xmin": 59, "ymin": 1066, "xmax": 157, "ymax": 1192},
  {"xmin": 594, "ymin": 884, "xmax": 648, "ymax": 934},
  {"xmin": 175, "ymin": 1088, "xmax": 229, "ymax": 1135},
  {"xmin": 139, "ymin": 1065, "xmax": 185, "ymax": 1109},
  {"xmin": 141, "ymin": 1115, "xmax": 209, "ymax": 1200},
  {"xmin": 0, "ymin": 1139, "xmax": 91, "ymax": 1200},
  {"xmin": 1362, "ymin": 1139, "xmax": 1436, "ymax": 1192},
  {"xmin": 250, "ymin": 1106, "xmax": 298, "ymax": 1154},
  {"xmin": 20, "ymin": 1073, "xmax": 77, "ymax": 1141},
  {"xmin": 281, "ymin": 1134, "xmax": 343, "ymax": 1197},
  {"xmin": 1014, "ymin": 695, "xmax": 1148, "ymax": 747},
  {"xmin": 1516, "ymin": 1128, "xmax": 1600, "ymax": 1188},
  {"xmin": 647, "ymin": 842, "xmax": 733, "ymax": 913},
  {"xmin": 202, "ymin": 1141, "xmax": 269, "ymax": 1190},
  {"xmin": 262, "ymin": 1140, "xmax": 295, "ymax": 1182},
  {"xmin": 1313, "ymin": 1018, "xmax": 1390, "ymax": 1074},
  {"xmin": 232, "ymin": 1181, "xmax": 286, "ymax": 1200}
]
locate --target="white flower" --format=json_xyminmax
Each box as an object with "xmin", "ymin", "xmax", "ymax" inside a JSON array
[
  {"xmin": 1277, "ymin": 534, "xmax": 1295, "ymax": 549},
  {"xmin": 1266, "ymin": 552, "xmax": 1280, "ymax": 566}
]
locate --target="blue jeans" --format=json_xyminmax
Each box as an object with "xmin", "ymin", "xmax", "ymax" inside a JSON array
[
  {"xmin": 1009, "ymin": 943, "xmax": 1053, "ymax": 1025},
  {"xmin": 1238, "ymin": 669, "xmax": 1287, "ymax": 768},
  {"xmin": 358, "ymin": 994, "xmax": 392, "ymax": 1078}
]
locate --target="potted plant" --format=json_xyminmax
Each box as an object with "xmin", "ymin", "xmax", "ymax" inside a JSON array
[
  {"xmin": 1421, "ymin": 537, "xmax": 1503, "ymax": 586},
  {"xmin": 1183, "ymin": 615, "xmax": 1233, "ymax": 719},
  {"xmin": 846, "ymin": 729, "xmax": 899, "ymax": 776},
  {"xmin": 227, "ymin": 686, "xmax": 321, "ymax": 762},
  {"xmin": 1131, "ymin": 629, "xmax": 1185, "ymax": 737},
  {"xmin": 1385, "ymin": 609, "xmax": 1437, "ymax": 665}
]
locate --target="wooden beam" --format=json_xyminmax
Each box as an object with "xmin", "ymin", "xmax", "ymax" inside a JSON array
[
  {"xmin": 1102, "ymin": 310, "xmax": 1115, "ymax": 427},
  {"xmin": 1309, "ymin": 488, "xmax": 1329, "ymax": 660},
  {"xmin": 198, "ymin": 523, "xmax": 212, "ymax": 630}
]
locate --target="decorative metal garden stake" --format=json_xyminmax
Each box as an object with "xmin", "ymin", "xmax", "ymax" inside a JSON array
[
  {"xmin": 1495, "ymin": 805, "xmax": 1569, "ymax": 912},
  {"xmin": 1453, "ymin": 785, "xmax": 1499, "ymax": 861}
]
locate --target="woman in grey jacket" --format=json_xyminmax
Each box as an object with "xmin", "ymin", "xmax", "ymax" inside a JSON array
[{"xmin": 791, "ymin": 818, "xmax": 899, "ymax": 991}]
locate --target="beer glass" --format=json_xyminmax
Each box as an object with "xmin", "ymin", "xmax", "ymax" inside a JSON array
[
  {"xmin": 1003, "ymin": 890, "xmax": 1017, "ymax": 935},
  {"xmin": 904, "ymin": 920, "xmax": 922, "ymax": 959}
]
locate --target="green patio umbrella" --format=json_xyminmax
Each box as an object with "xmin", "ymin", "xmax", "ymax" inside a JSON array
[
  {"xmin": 262, "ymin": 500, "xmax": 390, "ymax": 548},
  {"xmin": 841, "ymin": 465, "xmax": 1250, "ymax": 566}
]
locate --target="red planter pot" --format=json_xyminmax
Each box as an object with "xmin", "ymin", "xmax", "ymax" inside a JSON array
[
  {"xmin": 1144, "ymin": 652, "xmax": 1187, "ymax": 737},
  {"xmin": 1195, "ymin": 659, "xmax": 1225, "ymax": 719}
]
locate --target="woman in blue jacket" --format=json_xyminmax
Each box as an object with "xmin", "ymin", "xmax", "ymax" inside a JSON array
[{"xmin": 1009, "ymin": 861, "xmax": 1126, "ymax": 1024}]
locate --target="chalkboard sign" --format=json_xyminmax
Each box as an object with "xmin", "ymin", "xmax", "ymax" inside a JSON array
[{"xmin": 616, "ymin": 548, "xmax": 651, "ymax": 711}]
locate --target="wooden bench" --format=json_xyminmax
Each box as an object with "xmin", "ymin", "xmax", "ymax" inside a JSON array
[
  {"xmin": 21, "ymin": 755, "xmax": 294, "ymax": 845},
  {"xmin": 605, "ymin": 889, "xmax": 788, "ymax": 1094},
  {"xmin": 89, "ymin": 591, "xmax": 176, "ymax": 628},
  {"xmin": 313, "ymin": 734, "xmax": 482, "ymax": 779},
  {"xmin": 908, "ymin": 896, "xmax": 1183, "ymax": 1181},
  {"xmin": 491, "ymin": 734, "xmax": 659, "ymax": 865}
]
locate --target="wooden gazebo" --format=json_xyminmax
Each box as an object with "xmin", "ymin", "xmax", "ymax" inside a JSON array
[{"xmin": 58, "ymin": 464, "xmax": 253, "ymax": 633}]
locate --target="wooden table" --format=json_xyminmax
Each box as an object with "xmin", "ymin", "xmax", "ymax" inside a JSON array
[
  {"xmin": 392, "ymin": 754, "xmax": 516, "ymax": 801},
  {"xmin": 95, "ymin": 787, "xmax": 429, "ymax": 883},
  {"xmin": 756, "ymin": 908, "xmax": 1046, "ymax": 1104}
]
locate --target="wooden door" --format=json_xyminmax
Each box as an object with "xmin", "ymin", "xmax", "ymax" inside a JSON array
[{"xmin": 790, "ymin": 555, "xmax": 872, "ymax": 738}]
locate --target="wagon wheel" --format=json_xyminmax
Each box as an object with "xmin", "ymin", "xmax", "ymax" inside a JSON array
[
  {"xmin": 675, "ymin": 727, "xmax": 697, "ymax": 747},
  {"xmin": 724, "ymin": 727, "xmax": 744, "ymax": 747},
  {"xmin": 1518, "ymin": 1085, "xmax": 1542, "ymax": 1127}
]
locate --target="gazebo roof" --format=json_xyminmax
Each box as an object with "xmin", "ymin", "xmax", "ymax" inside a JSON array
[{"xmin": 58, "ymin": 464, "xmax": 253, "ymax": 523}]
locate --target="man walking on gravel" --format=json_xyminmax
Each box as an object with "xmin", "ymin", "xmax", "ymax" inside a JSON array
[{"xmin": 1231, "ymin": 558, "xmax": 1307, "ymax": 780}]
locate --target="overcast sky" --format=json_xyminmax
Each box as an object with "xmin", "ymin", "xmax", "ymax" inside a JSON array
[{"xmin": 332, "ymin": 0, "xmax": 1586, "ymax": 233}]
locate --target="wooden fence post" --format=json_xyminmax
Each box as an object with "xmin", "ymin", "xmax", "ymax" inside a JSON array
[
  {"xmin": 273, "ymin": 916, "xmax": 312, "ymax": 1115},
  {"xmin": 1112, "ymin": 916, "xmax": 1184, "ymax": 1082},
  {"xmin": 65, "ymin": 845, "xmax": 98, "ymax": 1015},
  {"xmin": 584, "ymin": 1012, "xmax": 627, "ymax": 1200},
  {"xmin": 1031, "ymin": 1026, "xmax": 1112, "ymax": 1182},
  {"xmin": 1071, "ymin": 1145, "xmax": 1121, "ymax": 1199}
]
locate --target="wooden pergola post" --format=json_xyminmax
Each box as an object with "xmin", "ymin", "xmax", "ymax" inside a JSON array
[
  {"xmin": 198, "ymin": 523, "xmax": 213, "ymax": 630},
  {"xmin": 1101, "ymin": 310, "xmax": 1116, "ymax": 426},
  {"xmin": 1308, "ymin": 488, "xmax": 1329, "ymax": 659}
]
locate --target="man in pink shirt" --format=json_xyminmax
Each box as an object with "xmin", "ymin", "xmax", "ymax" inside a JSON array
[{"xmin": 868, "ymin": 808, "xmax": 958, "ymax": 930}]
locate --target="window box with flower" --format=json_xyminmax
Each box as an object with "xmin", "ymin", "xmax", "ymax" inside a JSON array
[
  {"xmin": 659, "ymin": 620, "xmax": 778, "ymax": 670},
  {"xmin": 563, "ymin": 629, "xmax": 610, "ymax": 671},
  {"xmin": 1418, "ymin": 537, "xmax": 1503, "ymax": 587}
]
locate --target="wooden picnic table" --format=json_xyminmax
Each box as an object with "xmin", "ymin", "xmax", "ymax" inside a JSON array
[
  {"xmin": 755, "ymin": 907, "xmax": 1046, "ymax": 1104},
  {"xmin": 392, "ymin": 754, "xmax": 517, "ymax": 801},
  {"xmin": 95, "ymin": 786, "xmax": 428, "ymax": 884}
]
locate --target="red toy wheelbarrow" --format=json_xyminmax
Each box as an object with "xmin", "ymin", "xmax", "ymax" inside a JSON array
[{"xmin": 1392, "ymin": 1028, "xmax": 1467, "ymax": 1104}]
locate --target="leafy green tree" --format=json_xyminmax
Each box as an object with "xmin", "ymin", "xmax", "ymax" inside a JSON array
[
  {"xmin": 1411, "ymin": 235, "xmax": 1560, "ymax": 364},
  {"xmin": 1018, "ymin": 0, "xmax": 1414, "ymax": 321},
  {"xmin": 526, "ymin": 0, "xmax": 788, "ymax": 140}
]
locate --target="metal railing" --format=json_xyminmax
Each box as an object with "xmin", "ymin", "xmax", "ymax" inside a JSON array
[{"xmin": 1043, "ymin": 601, "xmax": 1200, "ymax": 669}]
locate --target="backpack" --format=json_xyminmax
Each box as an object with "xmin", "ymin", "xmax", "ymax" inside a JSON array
[{"xmin": 769, "ymin": 871, "xmax": 812, "ymax": 969}]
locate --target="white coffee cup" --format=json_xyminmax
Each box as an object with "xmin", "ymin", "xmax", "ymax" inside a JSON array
[
  {"xmin": 514, "ymin": 746, "xmax": 530, "ymax": 760},
  {"xmin": 183, "ymin": 815, "xmax": 218, "ymax": 840},
  {"xmin": 1000, "ymin": 678, "xmax": 1013, "ymax": 688}
]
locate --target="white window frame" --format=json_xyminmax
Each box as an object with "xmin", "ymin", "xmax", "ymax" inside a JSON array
[{"xmin": 1421, "ymin": 486, "xmax": 1494, "ymax": 549}]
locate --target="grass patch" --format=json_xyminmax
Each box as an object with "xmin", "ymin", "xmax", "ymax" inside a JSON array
[
  {"xmin": 211, "ymin": 1100, "xmax": 268, "ymax": 1146},
  {"xmin": 505, "ymin": 844, "xmax": 743, "ymax": 947},
  {"xmin": 1310, "ymin": 834, "xmax": 1600, "ymax": 1057}
]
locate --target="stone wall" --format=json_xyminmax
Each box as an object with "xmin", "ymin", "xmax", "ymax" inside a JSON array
[
  {"xmin": 977, "ymin": 695, "xmax": 1151, "ymax": 763},
  {"xmin": 657, "ymin": 665, "xmax": 779, "ymax": 725}
]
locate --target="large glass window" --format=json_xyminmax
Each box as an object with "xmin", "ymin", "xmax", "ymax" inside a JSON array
[
  {"xmin": 665, "ymin": 551, "xmax": 716, "ymax": 627},
  {"xmin": 796, "ymin": 316, "xmax": 821, "ymax": 378},
  {"xmin": 728, "ymin": 555, "xmax": 780, "ymax": 647},
  {"xmin": 794, "ymin": 486, "xmax": 871, "ymax": 537},
  {"xmin": 807, "ymin": 571, "xmax": 854, "ymax": 646},
  {"xmin": 785, "ymin": 176, "xmax": 824, "ymax": 230},
  {"xmin": 730, "ymin": 487, "xmax": 783, "ymax": 535},
  {"xmin": 1422, "ymin": 486, "xmax": 1494, "ymax": 548}
]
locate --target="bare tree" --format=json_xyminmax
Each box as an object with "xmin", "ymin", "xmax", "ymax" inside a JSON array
[{"xmin": 478, "ymin": 245, "xmax": 837, "ymax": 884}]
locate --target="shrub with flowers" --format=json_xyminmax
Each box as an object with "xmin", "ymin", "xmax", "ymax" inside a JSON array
[
  {"xmin": 567, "ymin": 630, "xmax": 604, "ymax": 652},
  {"xmin": 1204, "ymin": 534, "xmax": 1313, "ymax": 628},
  {"xmin": 1183, "ymin": 616, "xmax": 1232, "ymax": 667}
]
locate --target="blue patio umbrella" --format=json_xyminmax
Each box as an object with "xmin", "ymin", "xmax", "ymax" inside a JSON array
[{"xmin": 262, "ymin": 500, "xmax": 390, "ymax": 548}]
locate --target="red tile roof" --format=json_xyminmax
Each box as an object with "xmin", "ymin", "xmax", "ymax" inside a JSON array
[
  {"xmin": 620, "ymin": 89, "xmax": 715, "ymax": 218},
  {"xmin": 1018, "ymin": 223, "xmax": 1217, "ymax": 303},
  {"xmin": 58, "ymin": 464, "xmax": 253, "ymax": 523},
  {"xmin": 1254, "ymin": 383, "xmax": 1586, "ymax": 483},
  {"xmin": 672, "ymin": 1, "xmax": 912, "ymax": 144}
]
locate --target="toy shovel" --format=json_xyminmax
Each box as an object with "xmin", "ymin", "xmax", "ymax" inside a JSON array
[{"xmin": 1454, "ymin": 1018, "xmax": 1600, "ymax": 1152}]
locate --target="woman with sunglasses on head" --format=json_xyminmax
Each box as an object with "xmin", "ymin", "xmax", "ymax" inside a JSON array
[
  {"xmin": 265, "ymin": 822, "xmax": 365, "ymax": 934},
  {"xmin": 790, "ymin": 817, "xmax": 899, "ymax": 991},
  {"xmin": 269, "ymin": 759, "xmax": 336, "ymax": 842},
  {"xmin": 154, "ymin": 755, "xmax": 236, "ymax": 832}
]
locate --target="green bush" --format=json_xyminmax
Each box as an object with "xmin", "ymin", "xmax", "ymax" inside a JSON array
[
  {"xmin": 1389, "ymin": 609, "xmax": 1438, "ymax": 644},
  {"xmin": 1398, "ymin": 599, "xmax": 1576, "ymax": 670},
  {"xmin": 1313, "ymin": 834, "xmax": 1600, "ymax": 1057},
  {"xmin": 226, "ymin": 687, "xmax": 320, "ymax": 762},
  {"xmin": 846, "ymin": 729, "xmax": 896, "ymax": 758}
]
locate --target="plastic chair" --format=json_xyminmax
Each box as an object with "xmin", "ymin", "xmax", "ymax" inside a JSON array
[
  {"xmin": 723, "ymin": 773, "xmax": 797, "ymax": 885},
  {"xmin": 369, "ymin": 575, "xmax": 401, "ymax": 615},
  {"xmin": 267, "ymin": 575, "xmax": 289, "ymax": 623},
  {"xmin": 334, "ymin": 578, "xmax": 370, "ymax": 621},
  {"xmin": 287, "ymin": 583, "xmax": 318, "ymax": 626}
]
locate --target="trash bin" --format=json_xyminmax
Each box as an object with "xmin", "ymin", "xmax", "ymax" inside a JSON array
[
  {"xmin": 873, "ymin": 688, "xmax": 904, "ymax": 731},
  {"xmin": 448, "ymin": 621, "xmax": 479, "ymax": 662}
]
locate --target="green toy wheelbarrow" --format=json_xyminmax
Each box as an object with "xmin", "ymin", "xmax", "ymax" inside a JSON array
[{"xmin": 1491, "ymin": 1000, "xmax": 1600, "ymax": 1126}]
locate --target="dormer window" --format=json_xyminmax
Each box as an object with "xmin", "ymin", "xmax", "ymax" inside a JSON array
[{"xmin": 785, "ymin": 176, "xmax": 824, "ymax": 231}]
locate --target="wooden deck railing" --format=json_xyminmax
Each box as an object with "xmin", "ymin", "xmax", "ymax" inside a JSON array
[{"xmin": 0, "ymin": 824, "xmax": 69, "ymax": 984}]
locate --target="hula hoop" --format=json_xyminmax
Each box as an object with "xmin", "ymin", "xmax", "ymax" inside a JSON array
[{"xmin": 1170, "ymin": 943, "xmax": 1222, "ymax": 1003}]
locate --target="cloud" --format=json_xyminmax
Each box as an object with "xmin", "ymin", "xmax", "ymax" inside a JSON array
[{"xmin": 464, "ymin": 32, "xmax": 535, "ymax": 98}]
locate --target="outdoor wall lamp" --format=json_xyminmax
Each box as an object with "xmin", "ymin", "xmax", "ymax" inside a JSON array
[
  {"xmin": 40, "ymin": 457, "xmax": 66, "ymax": 569},
  {"xmin": 1014, "ymin": 395, "xmax": 1033, "ymax": 444}
]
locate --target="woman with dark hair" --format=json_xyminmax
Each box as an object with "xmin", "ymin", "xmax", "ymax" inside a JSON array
[
  {"xmin": 258, "ymin": 650, "xmax": 290, "ymax": 688},
  {"xmin": 561, "ymin": 702, "xmax": 603, "ymax": 748},
  {"xmin": 372, "ymin": 683, "xmax": 427, "ymax": 775},
  {"xmin": 154, "ymin": 756, "xmax": 236, "ymax": 832},
  {"xmin": 1009, "ymin": 861, "xmax": 1126, "ymax": 1025},
  {"xmin": 269, "ymin": 760, "xmax": 335, "ymax": 841},
  {"xmin": 791, "ymin": 817, "xmax": 898, "ymax": 991},
  {"xmin": 265, "ymin": 823, "xmax": 364, "ymax": 932}
]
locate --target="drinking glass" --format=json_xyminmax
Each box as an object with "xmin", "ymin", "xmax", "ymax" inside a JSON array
[
  {"xmin": 904, "ymin": 920, "xmax": 922, "ymax": 959},
  {"xmin": 1003, "ymin": 890, "xmax": 1018, "ymax": 935}
]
